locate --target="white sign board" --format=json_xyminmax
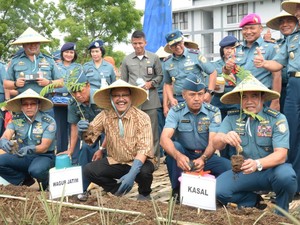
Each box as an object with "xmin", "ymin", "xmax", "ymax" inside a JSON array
[
  {"xmin": 49, "ymin": 166, "xmax": 83, "ymax": 199},
  {"xmin": 180, "ymin": 173, "xmax": 216, "ymax": 210}
]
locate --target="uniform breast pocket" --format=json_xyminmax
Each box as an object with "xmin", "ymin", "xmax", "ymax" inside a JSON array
[
  {"xmin": 256, "ymin": 137, "xmax": 272, "ymax": 152},
  {"xmin": 178, "ymin": 123, "xmax": 193, "ymax": 133},
  {"xmin": 167, "ymin": 68, "xmax": 178, "ymax": 78},
  {"xmin": 15, "ymin": 65, "xmax": 28, "ymax": 75},
  {"xmin": 40, "ymin": 67, "xmax": 51, "ymax": 79},
  {"xmin": 85, "ymin": 69, "xmax": 94, "ymax": 77}
]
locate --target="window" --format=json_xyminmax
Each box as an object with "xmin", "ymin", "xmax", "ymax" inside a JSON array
[
  {"xmin": 228, "ymin": 30, "xmax": 243, "ymax": 42},
  {"xmin": 227, "ymin": 3, "xmax": 248, "ymax": 24},
  {"xmin": 173, "ymin": 12, "xmax": 188, "ymax": 30}
]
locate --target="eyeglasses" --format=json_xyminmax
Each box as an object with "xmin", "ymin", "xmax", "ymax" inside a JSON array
[{"xmin": 111, "ymin": 93, "xmax": 131, "ymax": 99}]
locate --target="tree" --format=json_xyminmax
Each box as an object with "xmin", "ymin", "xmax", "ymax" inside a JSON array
[
  {"xmin": 0, "ymin": 0, "xmax": 60, "ymax": 61},
  {"xmin": 55, "ymin": 0, "xmax": 143, "ymax": 63}
]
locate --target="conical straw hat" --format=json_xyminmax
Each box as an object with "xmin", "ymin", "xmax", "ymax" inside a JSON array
[
  {"xmin": 93, "ymin": 79, "xmax": 147, "ymax": 109},
  {"xmin": 164, "ymin": 38, "xmax": 199, "ymax": 53},
  {"xmin": 282, "ymin": 0, "xmax": 300, "ymax": 16},
  {"xmin": 6, "ymin": 89, "xmax": 53, "ymax": 112},
  {"xmin": 266, "ymin": 10, "xmax": 295, "ymax": 30},
  {"xmin": 11, "ymin": 27, "xmax": 51, "ymax": 45},
  {"xmin": 221, "ymin": 75, "xmax": 280, "ymax": 104},
  {"xmin": 155, "ymin": 46, "xmax": 170, "ymax": 59}
]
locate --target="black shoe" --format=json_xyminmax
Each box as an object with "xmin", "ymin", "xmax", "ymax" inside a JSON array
[
  {"xmin": 171, "ymin": 188, "xmax": 180, "ymax": 204},
  {"xmin": 255, "ymin": 194, "xmax": 267, "ymax": 210},
  {"xmin": 22, "ymin": 176, "xmax": 35, "ymax": 187}
]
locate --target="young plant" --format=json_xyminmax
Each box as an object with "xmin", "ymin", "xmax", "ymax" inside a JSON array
[{"xmin": 40, "ymin": 67, "xmax": 86, "ymax": 120}]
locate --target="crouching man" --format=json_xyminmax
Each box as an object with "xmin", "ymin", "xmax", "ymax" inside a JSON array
[{"xmin": 77, "ymin": 79, "xmax": 155, "ymax": 200}]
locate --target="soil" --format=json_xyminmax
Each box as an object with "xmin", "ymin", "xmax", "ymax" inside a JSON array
[
  {"xmin": 0, "ymin": 184, "xmax": 299, "ymax": 224},
  {"xmin": 231, "ymin": 155, "xmax": 245, "ymax": 173}
]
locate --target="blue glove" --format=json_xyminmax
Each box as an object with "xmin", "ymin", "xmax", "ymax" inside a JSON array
[
  {"xmin": 115, "ymin": 159, "xmax": 143, "ymax": 196},
  {"xmin": 16, "ymin": 145, "xmax": 36, "ymax": 157},
  {"xmin": 0, "ymin": 138, "xmax": 13, "ymax": 153},
  {"xmin": 77, "ymin": 120, "xmax": 90, "ymax": 133}
]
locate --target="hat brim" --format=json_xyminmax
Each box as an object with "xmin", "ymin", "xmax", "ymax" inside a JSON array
[
  {"xmin": 155, "ymin": 46, "xmax": 170, "ymax": 59},
  {"xmin": 282, "ymin": 1, "xmax": 299, "ymax": 15},
  {"xmin": 11, "ymin": 27, "xmax": 51, "ymax": 45},
  {"xmin": 93, "ymin": 80, "xmax": 148, "ymax": 109},
  {"xmin": 220, "ymin": 80, "xmax": 280, "ymax": 104},
  {"xmin": 164, "ymin": 39, "xmax": 199, "ymax": 54},
  {"xmin": 266, "ymin": 11, "xmax": 295, "ymax": 30},
  {"xmin": 6, "ymin": 90, "xmax": 53, "ymax": 113}
]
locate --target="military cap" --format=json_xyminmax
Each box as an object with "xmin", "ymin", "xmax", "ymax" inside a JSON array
[
  {"xmin": 182, "ymin": 74, "xmax": 206, "ymax": 92},
  {"xmin": 88, "ymin": 40, "xmax": 104, "ymax": 50},
  {"xmin": 219, "ymin": 36, "xmax": 239, "ymax": 47},
  {"xmin": 165, "ymin": 30, "xmax": 184, "ymax": 46},
  {"xmin": 239, "ymin": 13, "xmax": 261, "ymax": 28},
  {"xmin": 61, "ymin": 42, "xmax": 76, "ymax": 52}
]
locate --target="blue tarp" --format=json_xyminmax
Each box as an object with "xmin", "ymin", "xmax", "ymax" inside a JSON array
[{"xmin": 143, "ymin": 0, "xmax": 172, "ymax": 53}]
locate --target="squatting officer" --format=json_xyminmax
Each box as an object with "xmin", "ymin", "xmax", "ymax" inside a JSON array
[
  {"xmin": 160, "ymin": 74, "xmax": 231, "ymax": 200},
  {"xmin": 0, "ymin": 89, "xmax": 56, "ymax": 190},
  {"xmin": 254, "ymin": 0, "xmax": 300, "ymax": 195},
  {"xmin": 5, "ymin": 27, "xmax": 62, "ymax": 97},
  {"xmin": 163, "ymin": 30, "xmax": 217, "ymax": 114},
  {"xmin": 213, "ymin": 75, "xmax": 297, "ymax": 215}
]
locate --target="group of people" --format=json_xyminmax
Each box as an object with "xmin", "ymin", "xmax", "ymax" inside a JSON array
[{"xmin": 0, "ymin": 0, "xmax": 299, "ymax": 216}]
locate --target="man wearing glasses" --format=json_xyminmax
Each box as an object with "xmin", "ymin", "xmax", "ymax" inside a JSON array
[
  {"xmin": 160, "ymin": 74, "xmax": 231, "ymax": 202},
  {"xmin": 77, "ymin": 79, "xmax": 155, "ymax": 200}
]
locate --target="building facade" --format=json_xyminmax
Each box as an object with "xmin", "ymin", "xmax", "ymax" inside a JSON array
[{"xmin": 171, "ymin": 0, "xmax": 283, "ymax": 59}]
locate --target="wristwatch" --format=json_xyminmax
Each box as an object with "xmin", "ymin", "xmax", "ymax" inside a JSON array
[
  {"xmin": 207, "ymin": 89, "xmax": 215, "ymax": 96},
  {"xmin": 255, "ymin": 160, "xmax": 263, "ymax": 171},
  {"xmin": 99, "ymin": 146, "xmax": 106, "ymax": 151}
]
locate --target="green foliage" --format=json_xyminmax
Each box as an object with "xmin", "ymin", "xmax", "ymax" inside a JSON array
[
  {"xmin": 55, "ymin": 0, "xmax": 143, "ymax": 63},
  {"xmin": 0, "ymin": 0, "xmax": 60, "ymax": 60}
]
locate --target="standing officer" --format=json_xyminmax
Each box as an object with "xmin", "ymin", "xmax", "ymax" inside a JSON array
[
  {"xmin": 83, "ymin": 40, "xmax": 116, "ymax": 89},
  {"xmin": 223, "ymin": 13, "xmax": 281, "ymax": 111},
  {"xmin": 160, "ymin": 74, "xmax": 231, "ymax": 200},
  {"xmin": 253, "ymin": 0, "xmax": 300, "ymax": 195},
  {"xmin": 5, "ymin": 27, "xmax": 63, "ymax": 97},
  {"xmin": 213, "ymin": 75, "xmax": 297, "ymax": 214},
  {"xmin": 0, "ymin": 89, "xmax": 56, "ymax": 190},
  {"xmin": 266, "ymin": 10, "xmax": 298, "ymax": 112},
  {"xmin": 163, "ymin": 29, "xmax": 217, "ymax": 114},
  {"xmin": 121, "ymin": 30, "xmax": 163, "ymax": 169}
]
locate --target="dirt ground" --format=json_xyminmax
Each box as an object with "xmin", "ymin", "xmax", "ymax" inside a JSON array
[{"xmin": 0, "ymin": 161, "xmax": 299, "ymax": 225}]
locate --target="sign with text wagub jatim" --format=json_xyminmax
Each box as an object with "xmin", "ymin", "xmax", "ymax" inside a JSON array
[
  {"xmin": 49, "ymin": 166, "xmax": 83, "ymax": 199},
  {"xmin": 180, "ymin": 173, "xmax": 216, "ymax": 210}
]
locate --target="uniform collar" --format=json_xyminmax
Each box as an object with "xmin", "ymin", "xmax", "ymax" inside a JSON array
[
  {"xmin": 242, "ymin": 36, "xmax": 263, "ymax": 48},
  {"xmin": 132, "ymin": 50, "xmax": 149, "ymax": 59},
  {"xmin": 183, "ymin": 102, "xmax": 209, "ymax": 116}
]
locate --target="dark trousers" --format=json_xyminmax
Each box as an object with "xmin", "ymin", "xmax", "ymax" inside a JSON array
[{"xmin": 83, "ymin": 158, "xmax": 155, "ymax": 195}]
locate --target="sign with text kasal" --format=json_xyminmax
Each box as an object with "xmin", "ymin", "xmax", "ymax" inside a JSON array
[
  {"xmin": 49, "ymin": 166, "xmax": 83, "ymax": 199},
  {"xmin": 180, "ymin": 173, "xmax": 216, "ymax": 210}
]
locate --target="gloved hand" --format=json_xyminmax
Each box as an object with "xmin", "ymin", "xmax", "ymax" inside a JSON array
[
  {"xmin": 0, "ymin": 138, "xmax": 13, "ymax": 153},
  {"xmin": 115, "ymin": 159, "xmax": 143, "ymax": 196},
  {"xmin": 77, "ymin": 120, "xmax": 89, "ymax": 133},
  {"xmin": 16, "ymin": 145, "xmax": 36, "ymax": 157}
]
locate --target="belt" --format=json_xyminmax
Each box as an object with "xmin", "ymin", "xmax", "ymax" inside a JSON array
[
  {"xmin": 289, "ymin": 72, "xmax": 300, "ymax": 77},
  {"xmin": 194, "ymin": 150, "xmax": 203, "ymax": 154},
  {"xmin": 173, "ymin": 94, "xmax": 182, "ymax": 97}
]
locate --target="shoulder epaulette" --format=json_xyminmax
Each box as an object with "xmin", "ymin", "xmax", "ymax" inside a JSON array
[
  {"xmin": 264, "ymin": 107, "xmax": 280, "ymax": 118},
  {"xmin": 204, "ymin": 103, "xmax": 218, "ymax": 113},
  {"xmin": 69, "ymin": 98, "xmax": 76, "ymax": 105},
  {"xmin": 172, "ymin": 102, "xmax": 186, "ymax": 112},
  {"xmin": 227, "ymin": 109, "xmax": 240, "ymax": 116},
  {"xmin": 188, "ymin": 49, "xmax": 199, "ymax": 54},
  {"xmin": 163, "ymin": 55, "xmax": 172, "ymax": 62},
  {"xmin": 12, "ymin": 113, "xmax": 25, "ymax": 119},
  {"xmin": 42, "ymin": 53, "xmax": 53, "ymax": 59},
  {"xmin": 42, "ymin": 115, "xmax": 52, "ymax": 123}
]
